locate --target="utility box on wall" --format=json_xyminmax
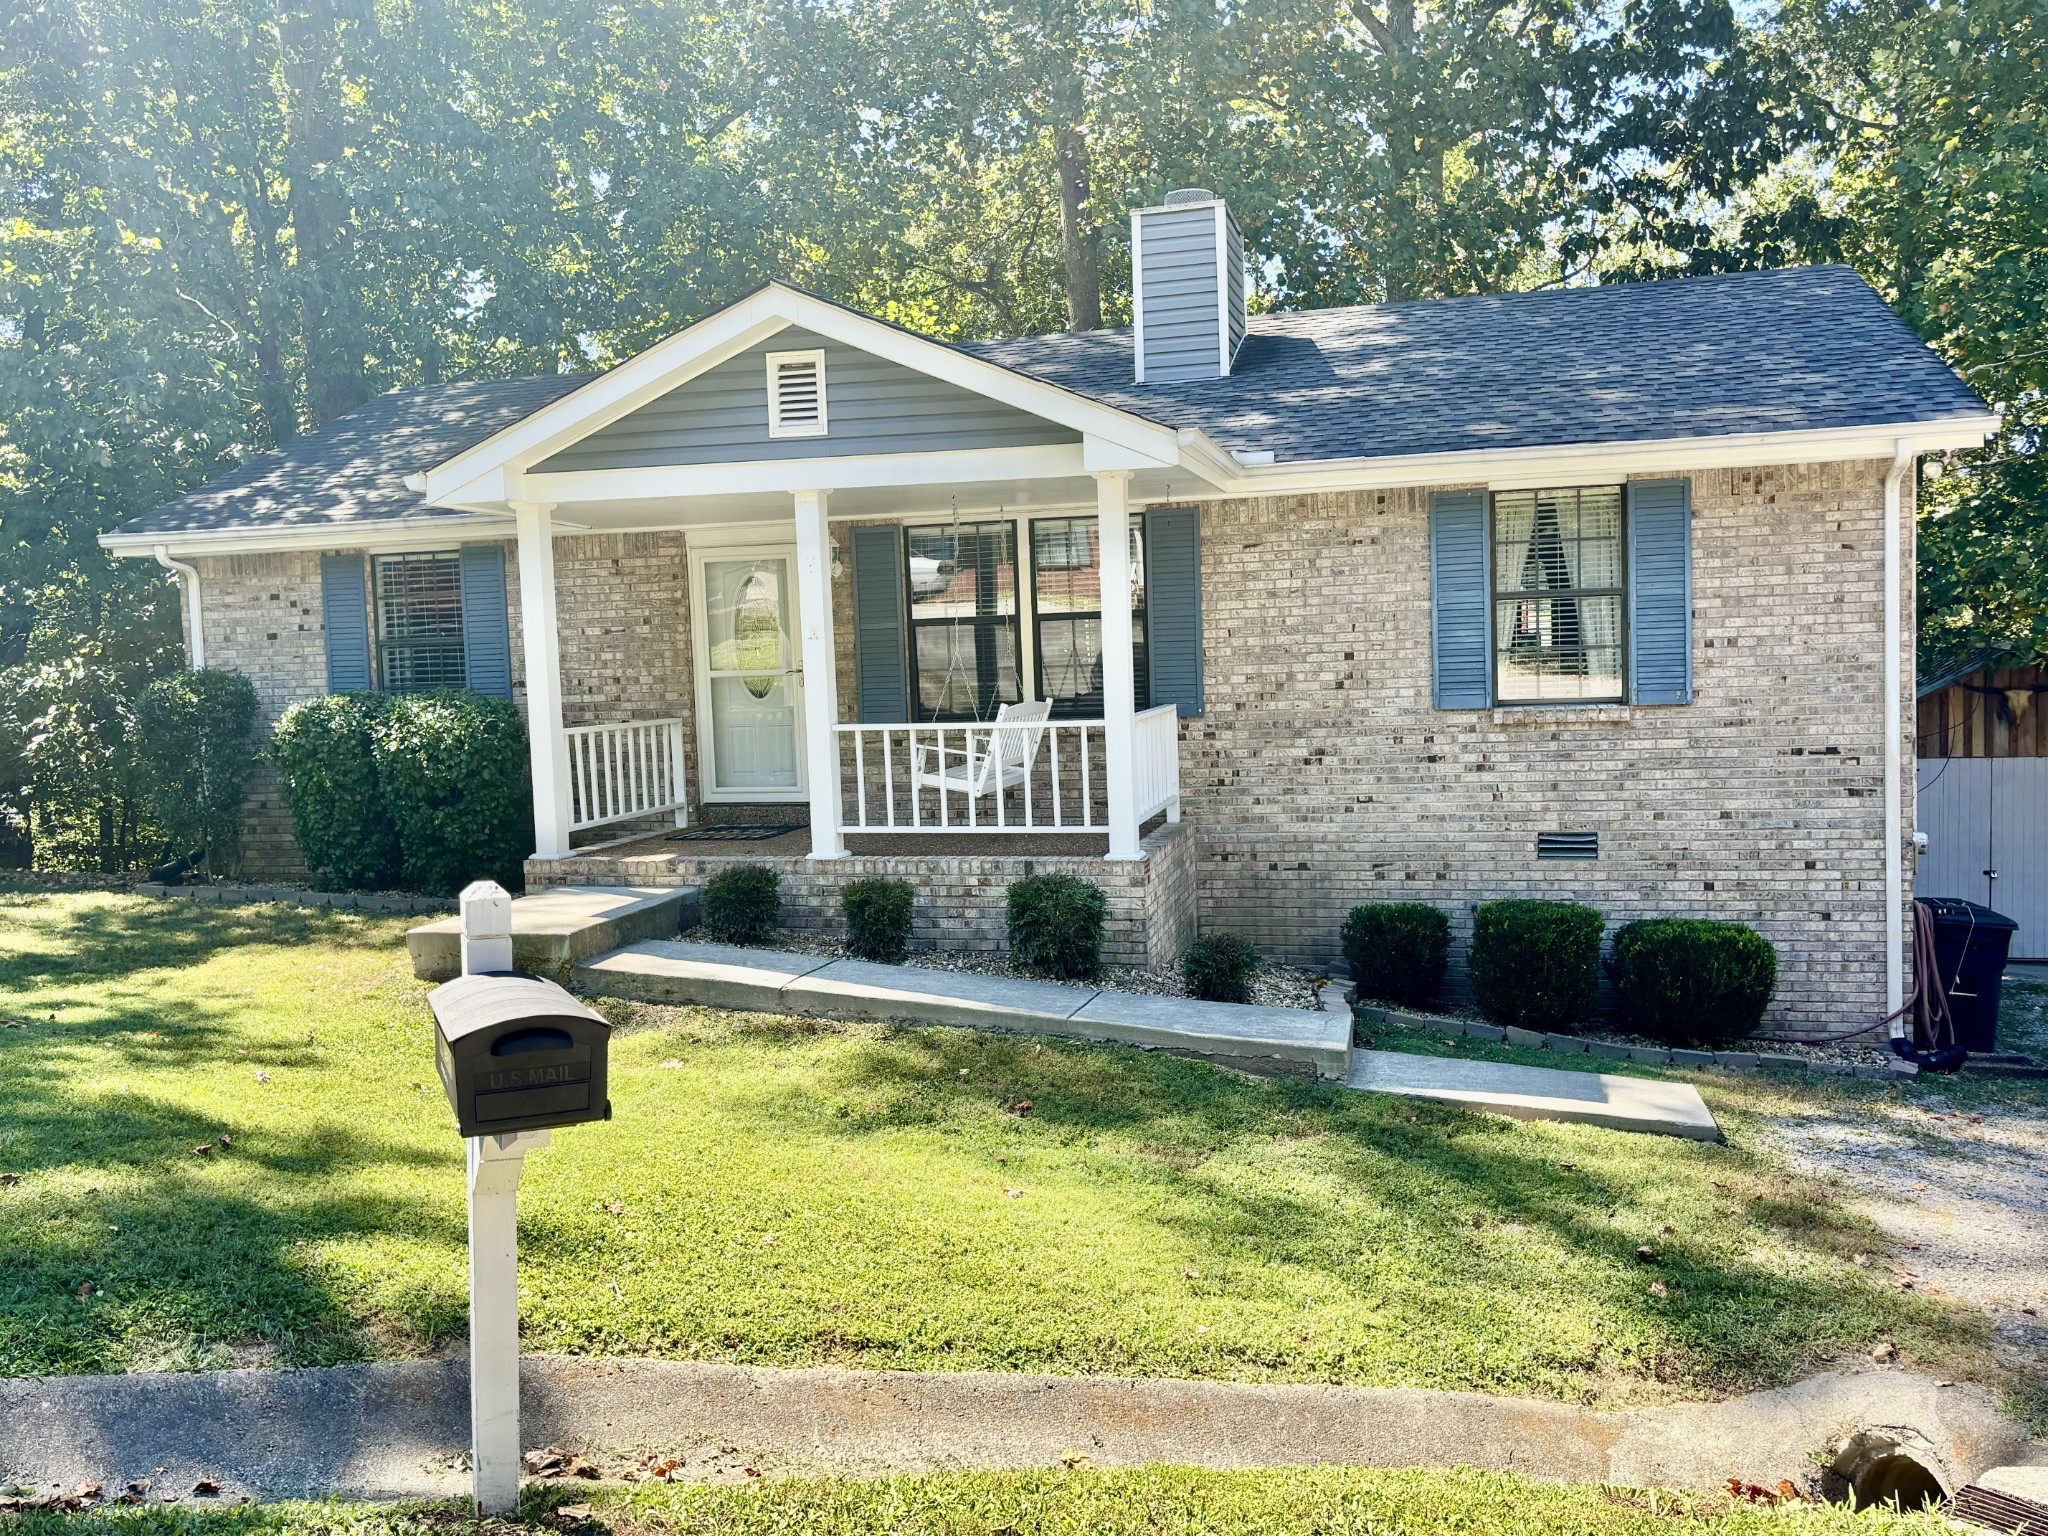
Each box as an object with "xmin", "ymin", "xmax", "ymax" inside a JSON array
[{"xmin": 429, "ymin": 973, "xmax": 612, "ymax": 1138}]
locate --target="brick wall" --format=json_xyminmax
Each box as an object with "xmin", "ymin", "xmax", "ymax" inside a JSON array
[{"xmin": 1179, "ymin": 460, "xmax": 1914, "ymax": 1034}]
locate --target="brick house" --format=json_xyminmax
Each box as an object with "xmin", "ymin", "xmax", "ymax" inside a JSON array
[{"xmin": 102, "ymin": 192, "xmax": 1997, "ymax": 1033}]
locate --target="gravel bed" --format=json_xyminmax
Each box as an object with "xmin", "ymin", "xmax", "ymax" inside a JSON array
[{"xmin": 753, "ymin": 931, "xmax": 1328, "ymax": 1011}]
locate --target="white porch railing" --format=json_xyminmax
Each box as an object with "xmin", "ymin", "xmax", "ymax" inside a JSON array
[
  {"xmin": 566, "ymin": 717, "xmax": 688, "ymax": 833},
  {"xmin": 835, "ymin": 704, "xmax": 1180, "ymax": 834}
]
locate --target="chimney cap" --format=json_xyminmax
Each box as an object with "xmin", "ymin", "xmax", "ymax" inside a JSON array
[{"xmin": 1162, "ymin": 187, "xmax": 1217, "ymax": 206}]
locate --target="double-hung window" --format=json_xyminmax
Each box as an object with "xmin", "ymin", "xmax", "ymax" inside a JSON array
[
  {"xmin": 1032, "ymin": 515, "xmax": 1148, "ymax": 717},
  {"xmin": 905, "ymin": 521, "xmax": 1022, "ymax": 720},
  {"xmin": 1491, "ymin": 486, "xmax": 1625, "ymax": 704},
  {"xmin": 372, "ymin": 552, "xmax": 467, "ymax": 692}
]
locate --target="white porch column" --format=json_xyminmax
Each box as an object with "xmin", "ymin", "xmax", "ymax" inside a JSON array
[
  {"xmin": 793, "ymin": 488, "xmax": 846, "ymax": 858},
  {"xmin": 1096, "ymin": 471, "xmax": 1141, "ymax": 859},
  {"xmin": 512, "ymin": 500, "xmax": 574, "ymax": 861}
]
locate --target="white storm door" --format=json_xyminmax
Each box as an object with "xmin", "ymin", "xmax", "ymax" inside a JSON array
[{"xmin": 693, "ymin": 547, "xmax": 807, "ymax": 800}]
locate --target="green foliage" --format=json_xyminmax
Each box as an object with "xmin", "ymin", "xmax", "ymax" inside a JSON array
[
  {"xmin": 702, "ymin": 866, "xmax": 782, "ymax": 945},
  {"xmin": 1608, "ymin": 919, "xmax": 1778, "ymax": 1049},
  {"xmin": 1469, "ymin": 900, "xmax": 1606, "ymax": 1031},
  {"xmin": 369, "ymin": 693, "xmax": 531, "ymax": 897},
  {"xmin": 1181, "ymin": 934, "xmax": 1260, "ymax": 1005},
  {"xmin": 1340, "ymin": 904, "xmax": 1451, "ymax": 1011},
  {"xmin": 132, "ymin": 669, "xmax": 260, "ymax": 876},
  {"xmin": 1006, "ymin": 873, "xmax": 1106, "ymax": 981},
  {"xmin": 269, "ymin": 695, "xmax": 401, "ymax": 891},
  {"xmin": 843, "ymin": 877, "xmax": 914, "ymax": 963}
]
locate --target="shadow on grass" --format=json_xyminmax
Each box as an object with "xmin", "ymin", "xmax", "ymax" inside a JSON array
[
  {"xmin": 675, "ymin": 1011, "xmax": 1990, "ymax": 1396},
  {"xmin": 0, "ymin": 893, "xmax": 409, "ymax": 994}
]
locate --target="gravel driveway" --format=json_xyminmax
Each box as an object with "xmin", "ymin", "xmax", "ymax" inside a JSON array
[{"xmin": 1761, "ymin": 983, "xmax": 2048, "ymax": 1377}]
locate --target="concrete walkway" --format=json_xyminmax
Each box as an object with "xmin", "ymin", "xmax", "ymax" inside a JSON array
[
  {"xmin": 408, "ymin": 887, "xmax": 697, "ymax": 983},
  {"xmin": 0, "ymin": 1357, "xmax": 2035, "ymax": 1503},
  {"xmin": 1350, "ymin": 1051, "xmax": 1722, "ymax": 1141},
  {"xmin": 578, "ymin": 938, "xmax": 1354, "ymax": 1080}
]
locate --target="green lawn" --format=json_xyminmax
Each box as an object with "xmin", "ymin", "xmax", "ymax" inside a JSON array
[
  {"xmin": 0, "ymin": 891, "xmax": 1999, "ymax": 1403},
  {"xmin": 1, "ymin": 1468, "xmax": 1961, "ymax": 1536}
]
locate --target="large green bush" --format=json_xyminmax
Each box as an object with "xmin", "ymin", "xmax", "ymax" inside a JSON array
[
  {"xmin": 1340, "ymin": 903, "xmax": 1450, "ymax": 1010},
  {"xmin": 1007, "ymin": 873, "xmax": 1106, "ymax": 981},
  {"xmin": 133, "ymin": 669, "xmax": 261, "ymax": 876},
  {"xmin": 1607, "ymin": 919, "xmax": 1778, "ymax": 1048},
  {"xmin": 703, "ymin": 865, "xmax": 782, "ymax": 944},
  {"xmin": 269, "ymin": 693, "xmax": 401, "ymax": 890},
  {"xmin": 1469, "ymin": 900, "xmax": 1605, "ymax": 1031},
  {"xmin": 1182, "ymin": 934, "xmax": 1260, "ymax": 1004},
  {"xmin": 370, "ymin": 692, "xmax": 531, "ymax": 895},
  {"xmin": 843, "ymin": 876, "xmax": 914, "ymax": 962}
]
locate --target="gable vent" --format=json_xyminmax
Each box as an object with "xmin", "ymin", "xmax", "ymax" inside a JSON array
[
  {"xmin": 767, "ymin": 348, "xmax": 827, "ymax": 438},
  {"xmin": 1537, "ymin": 831, "xmax": 1599, "ymax": 860}
]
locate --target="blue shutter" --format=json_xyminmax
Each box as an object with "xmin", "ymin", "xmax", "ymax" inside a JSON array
[
  {"xmin": 321, "ymin": 553, "xmax": 373, "ymax": 693},
  {"xmin": 851, "ymin": 525, "xmax": 909, "ymax": 722},
  {"xmin": 1145, "ymin": 507, "xmax": 1204, "ymax": 716},
  {"xmin": 1429, "ymin": 489, "xmax": 1492, "ymax": 709},
  {"xmin": 460, "ymin": 543, "xmax": 513, "ymax": 698},
  {"xmin": 1627, "ymin": 479, "xmax": 1693, "ymax": 705}
]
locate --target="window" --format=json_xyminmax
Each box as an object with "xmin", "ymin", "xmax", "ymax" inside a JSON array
[
  {"xmin": 373, "ymin": 552, "xmax": 466, "ymax": 691},
  {"xmin": 905, "ymin": 521, "xmax": 1021, "ymax": 719},
  {"xmin": 1492, "ymin": 486, "xmax": 1624, "ymax": 703},
  {"xmin": 766, "ymin": 349, "xmax": 827, "ymax": 437},
  {"xmin": 1032, "ymin": 515, "xmax": 1148, "ymax": 717}
]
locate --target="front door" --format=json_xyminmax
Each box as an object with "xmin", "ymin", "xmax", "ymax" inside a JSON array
[{"xmin": 692, "ymin": 546, "xmax": 806, "ymax": 799}]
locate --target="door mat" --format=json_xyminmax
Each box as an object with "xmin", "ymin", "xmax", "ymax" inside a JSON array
[{"xmin": 665, "ymin": 824, "xmax": 803, "ymax": 843}]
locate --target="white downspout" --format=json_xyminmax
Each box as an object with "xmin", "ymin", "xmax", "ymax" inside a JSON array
[
  {"xmin": 153, "ymin": 543, "xmax": 205, "ymax": 668},
  {"xmin": 1883, "ymin": 438, "xmax": 1914, "ymax": 1024}
]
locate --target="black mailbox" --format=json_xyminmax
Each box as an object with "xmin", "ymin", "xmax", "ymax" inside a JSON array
[{"xmin": 429, "ymin": 973, "xmax": 612, "ymax": 1138}]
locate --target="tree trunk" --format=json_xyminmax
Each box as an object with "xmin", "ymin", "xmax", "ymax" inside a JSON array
[
  {"xmin": 1054, "ymin": 103, "xmax": 1103, "ymax": 331},
  {"xmin": 280, "ymin": 0, "xmax": 370, "ymax": 425}
]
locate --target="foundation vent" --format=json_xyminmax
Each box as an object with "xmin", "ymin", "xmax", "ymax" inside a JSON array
[{"xmin": 1537, "ymin": 831, "xmax": 1599, "ymax": 860}]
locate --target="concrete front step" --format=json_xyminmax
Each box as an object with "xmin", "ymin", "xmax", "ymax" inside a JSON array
[
  {"xmin": 1347, "ymin": 1049, "xmax": 1722, "ymax": 1141},
  {"xmin": 407, "ymin": 886, "xmax": 699, "ymax": 983},
  {"xmin": 574, "ymin": 939, "xmax": 1352, "ymax": 1080}
]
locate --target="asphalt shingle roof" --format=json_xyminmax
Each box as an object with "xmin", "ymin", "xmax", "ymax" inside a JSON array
[
  {"xmin": 114, "ymin": 373, "xmax": 591, "ymax": 538},
  {"xmin": 956, "ymin": 265, "xmax": 1988, "ymax": 461},
  {"xmin": 113, "ymin": 265, "xmax": 1985, "ymax": 539}
]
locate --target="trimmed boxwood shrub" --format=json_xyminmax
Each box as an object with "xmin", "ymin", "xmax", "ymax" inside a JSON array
[
  {"xmin": 370, "ymin": 692, "xmax": 532, "ymax": 896},
  {"xmin": 703, "ymin": 865, "xmax": 781, "ymax": 944},
  {"xmin": 134, "ymin": 669, "xmax": 261, "ymax": 877},
  {"xmin": 1340, "ymin": 903, "xmax": 1450, "ymax": 1010},
  {"xmin": 1007, "ymin": 873, "xmax": 1106, "ymax": 981},
  {"xmin": 1470, "ymin": 899, "xmax": 1605, "ymax": 1031},
  {"xmin": 1608, "ymin": 918, "xmax": 1778, "ymax": 1048},
  {"xmin": 269, "ymin": 693, "xmax": 401, "ymax": 890},
  {"xmin": 1182, "ymin": 934, "xmax": 1260, "ymax": 1004},
  {"xmin": 843, "ymin": 877, "xmax": 914, "ymax": 963}
]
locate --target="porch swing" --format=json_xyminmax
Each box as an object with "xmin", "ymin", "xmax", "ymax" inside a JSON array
[{"xmin": 908, "ymin": 503, "xmax": 1050, "ymax": 815}]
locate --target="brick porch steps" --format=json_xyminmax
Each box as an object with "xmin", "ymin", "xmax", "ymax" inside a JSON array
[
  {"xmin": 406, "ymin": 886, "xmax": 699, "ymax": 983},
  {"xmin": 573, "ymin": 938, "xmax": 1353, "ymax": 1081}
]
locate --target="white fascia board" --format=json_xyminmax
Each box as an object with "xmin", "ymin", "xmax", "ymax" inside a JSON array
[
  {"xmin": 1082, "ymin": 435, "xmax": 1176, "ymax": 474},
  {"xmin": 521, "ymin": 442, "xmax": 1092, "ymax": 504},
  {"xmin": 99, "ymin": 512, "xmax": 519, "ymax": 560},
  {"xmin": 1199, "ymin": 414, "xmax": 2003, "ymax": 497},
  {"xmin": 422, "ymin": 282, "xmax": 1180, "ymax": 509}
]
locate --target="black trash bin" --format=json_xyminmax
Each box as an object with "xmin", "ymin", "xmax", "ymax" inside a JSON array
[{"xmin": 1916, "ymin": 897, "xmax": 2019, "ymax": 1053}]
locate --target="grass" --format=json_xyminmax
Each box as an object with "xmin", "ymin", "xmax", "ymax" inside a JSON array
[
  {"xmin": 0, "ymin": 891, "xmax": 2006, "ymax": 1403},
  {"xmin": 0, "ymin": 1468, "xmax": 1964, "ymax": 1536}
]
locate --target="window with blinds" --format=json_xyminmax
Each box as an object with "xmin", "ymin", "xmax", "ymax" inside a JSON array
[
  {"xmin": 905, "ymin": 521, "xmax": 1021, "ymax": 720},
  {"xmin": 1493, "ymin": 486, "xmax": 1625, "ymax": 703},
  {"xmin": 1032, "ymin": 515, "xmax": 1148, "ymax": 717},
  {"xmin": 765, "ymin": 349, "xmax": 827, "ymax": 437},
  {"xmin": 373, "ymin": 552, "xmax": 466, "ymax": 692}
]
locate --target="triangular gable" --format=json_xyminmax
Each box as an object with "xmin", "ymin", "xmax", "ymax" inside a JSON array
[
  {"xmin": 533, "ymin": 327, "xmax": 1078, "ymax": 475},
  {"xmin": 419, "ymin": 283, "xmax": 1184, "ymax": 508}
]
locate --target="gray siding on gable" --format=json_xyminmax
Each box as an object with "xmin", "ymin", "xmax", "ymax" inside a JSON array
[
  {"xmin": 534, "ymin": 328, "xmax": 1079, "ymax": 473},
  {"xmin": 1138, "ymin": 206, "xmax": 1224, "ymax": 383}
]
